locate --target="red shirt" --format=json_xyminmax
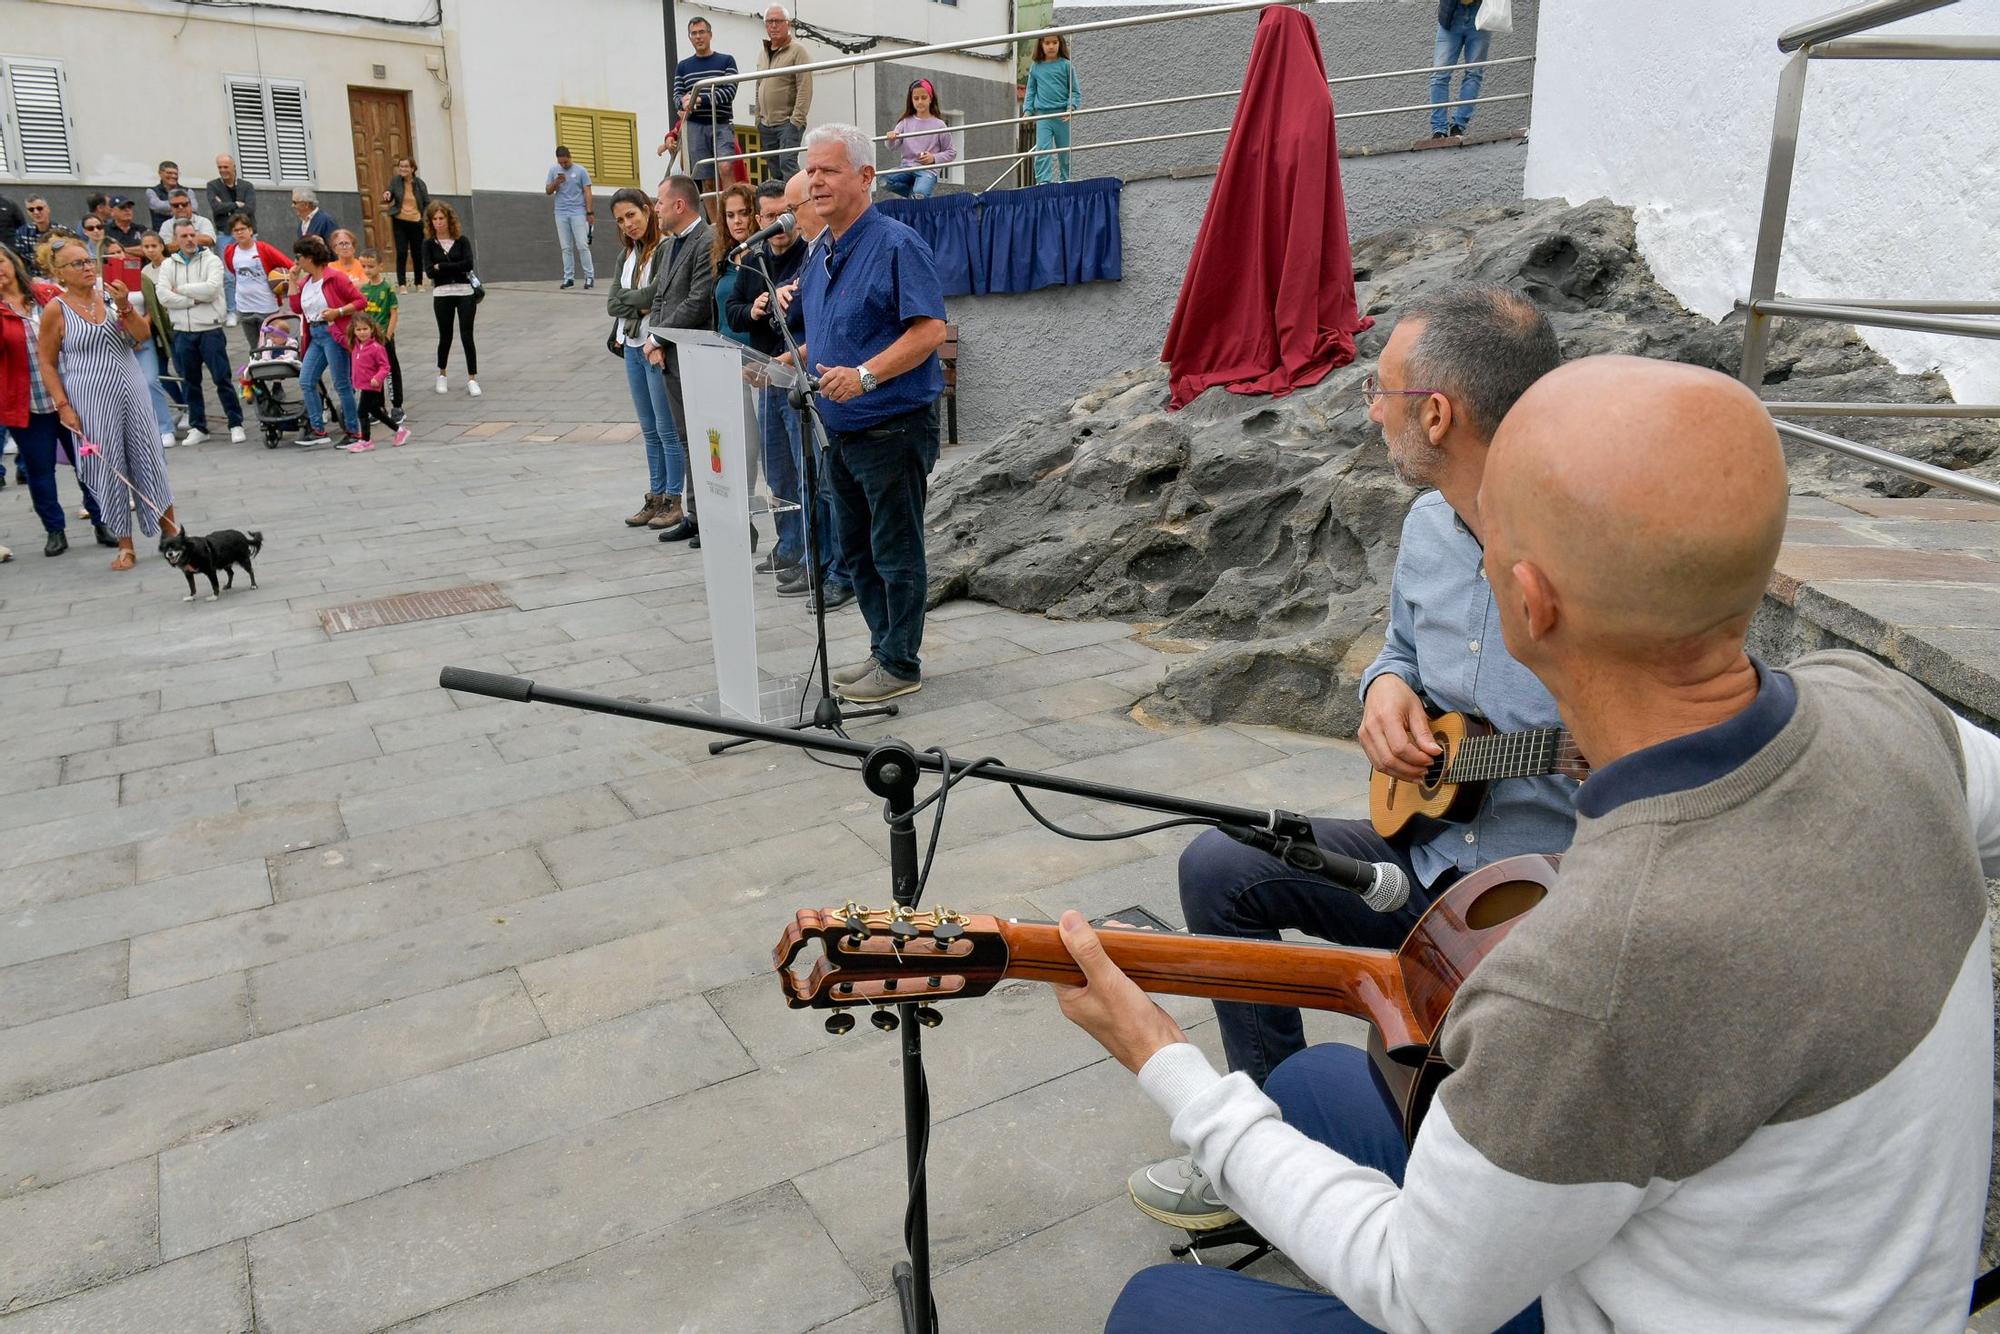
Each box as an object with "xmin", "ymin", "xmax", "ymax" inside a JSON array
[{"xmin": 0, "ymin": 281, "xmax": 58, "ymax": 428}]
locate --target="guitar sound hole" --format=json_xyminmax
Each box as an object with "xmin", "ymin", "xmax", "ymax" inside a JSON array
[{"xmin": 1463, "ymin": 880, "xmax": 1547, "ymax": 930}]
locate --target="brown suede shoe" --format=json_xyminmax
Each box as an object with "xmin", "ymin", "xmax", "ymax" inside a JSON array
[
  {"xmin": 648, "ymin": 496, "xmax": 684, "ymax": 530},
  {"xmin": 625, "ymin": 493, "xmax": 661, "ymax": 527}
]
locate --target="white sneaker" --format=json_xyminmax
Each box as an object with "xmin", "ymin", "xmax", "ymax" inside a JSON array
[
  {"xmin": 160, "ymin": 431, "xmax": 177, "ymax": 449},
  {"xmin": 467, "ymin": 380, "xmax": 482, "ymax": 397},
  {"xmin": 225, "ymin": 312, "xmax": 240, "ymax": 328},
  {"xmin": 181, "ymin": 428, "xmax": 208, "ymax": 446},
  {"xmin": 229, "ymin": 425, "xmax": 246, "ymax": 444},
  {"xmin": 435, "ymin": 375, "xmax": 448, "ymax": 395}
]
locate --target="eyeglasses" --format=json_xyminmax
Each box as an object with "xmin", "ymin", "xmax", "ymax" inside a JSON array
[
  {"xmin": 1360, "ymin": 374, "xmax": 1441, "ymax": 405},
  {"xmin": 82, "ymin": 223, "xmax": 103, "ymax": 233},
  {"xmin": 59, "ymin": 258, "xmax": 94, "ymax": 269}
]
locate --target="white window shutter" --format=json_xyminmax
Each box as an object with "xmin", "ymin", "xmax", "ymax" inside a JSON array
[
  {"xmin": 8, "ymin": 60, "xmax": 74, "ymax": 176},
  {"xmin": 269, "ymin": 81, "xmax": 312, "ymax": 182},
  {"xmin": 228, "ymin": 79, "xmax": 273, "ymax": 180}
]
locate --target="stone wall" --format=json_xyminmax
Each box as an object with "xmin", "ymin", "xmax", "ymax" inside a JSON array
[{"xmin": 947, "ymin": 135, "xmax": 1528, "ymax": 443}]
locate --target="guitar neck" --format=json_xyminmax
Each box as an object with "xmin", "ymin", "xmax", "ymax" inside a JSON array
[
  {"xmin": 1443, "ymin": 727, "xmax": 1578, "ymax": 784},
  {"xmin": 994, "ymin": 919, "xmax": 1423, "ymax": 1054}
]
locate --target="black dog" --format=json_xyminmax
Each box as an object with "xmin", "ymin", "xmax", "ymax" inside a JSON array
[{"xmin": 159, "ymin": 529, "xmax": 263, "ymax": 602}]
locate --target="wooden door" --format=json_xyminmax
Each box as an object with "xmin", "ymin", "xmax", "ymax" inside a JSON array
[{"xmin": 348, "ymin": 88, "xmax": 412, "ymax": 257}]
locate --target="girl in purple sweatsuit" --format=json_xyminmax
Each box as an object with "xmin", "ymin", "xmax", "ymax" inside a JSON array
[{"xmin": 882, "ymin": 80, "xmax": 957, "ymax": 200}]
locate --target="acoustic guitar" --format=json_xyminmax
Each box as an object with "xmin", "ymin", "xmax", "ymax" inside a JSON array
[
  {"xmin": 1369, "ymin": 712, "xmax": 1588, "ymax": 840},
  {"xmin": 776, "ymin": 853, "xmax": 1559, "ymax": 1142}
]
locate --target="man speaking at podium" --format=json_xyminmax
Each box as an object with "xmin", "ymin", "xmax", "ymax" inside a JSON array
[{"xmin": 793, "ymin": 123, "xmax": 948, "ymax": 706}]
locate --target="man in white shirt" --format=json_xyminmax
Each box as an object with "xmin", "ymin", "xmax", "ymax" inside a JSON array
[
  {"xmin": 164, "ymin": 190, "xmax": 217, "ymax": 247},
  {"xmin": 155, "ymin": 221, "xmax": 244, "ymax": 444}
]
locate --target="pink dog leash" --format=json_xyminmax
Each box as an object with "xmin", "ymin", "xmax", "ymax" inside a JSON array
[{"xmin": 74, "ymin": 437, "xmax": 171, "ymax": 523}]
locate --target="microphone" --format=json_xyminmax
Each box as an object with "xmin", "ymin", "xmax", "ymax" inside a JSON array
[
  {"xmin": 730, "ymin": 211, "xmax": 794, "ymax": 258},
  {"xmin": 1215, "ymin": 821, "xmax": 1412, "ymax": 912}
]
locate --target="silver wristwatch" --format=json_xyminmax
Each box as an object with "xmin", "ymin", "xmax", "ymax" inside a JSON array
[{"xmin": 857, "ymin": 366, "xmax": 878, "ymax": 394}]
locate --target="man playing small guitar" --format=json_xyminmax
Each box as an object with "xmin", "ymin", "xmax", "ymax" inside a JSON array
[
  {"xmin": 1065, "ymin": 357, "xmax": 2000, "ymax": 1332},
  {"xmin": 1138, "ymin": 288, "xmax": 1577, "ymax": 1232}
]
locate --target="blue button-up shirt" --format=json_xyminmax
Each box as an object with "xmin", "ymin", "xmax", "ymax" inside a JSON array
[
  {"xmin": 799, "ymin": 205, "xmax": 945, "ymax": 433},
  {"xmin": 1358, "ymin": 491, "xmax": 1578, "ymax": 886}
]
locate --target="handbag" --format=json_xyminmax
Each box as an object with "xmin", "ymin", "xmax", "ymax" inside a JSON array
[
  {"xmin": 1475, "ymin": 0, "xmax": 1512, "ymax": 33},
  {"xmin": 469, "ymin": 270, "xmax": 487, "ymax": 305},
  {"xmin": 606, "ymin": 319, "xmax": 624, "ymax": 360}
]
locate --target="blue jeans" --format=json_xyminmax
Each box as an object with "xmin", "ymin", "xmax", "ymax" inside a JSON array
[
  {"xmin": 134, "ymin": 341, "xmax": 176, "ymax": 436},
  {"xmin": 624, "ymin": 342, "xmax": 684, "ymax": 496},
  {"xmin": 759, "ymin": 384, "xmax": 804, "ymax": 562},
  {"xmin": 1033, "ymin": 115, "xmax": 1072, "ymax": 183},
  {"xmin": 8, "ymin": 412, "xmax": 67, "ymax": 532},
  {"xmin": 881, "ymin": 170, "xmax": 939, "ymax": 199},
  {"xmin": 172, "ymin": 327, "xmax": 243, "ymax": 431},
  {"xmin": 1106, "ymin": 1044, "xmax": 1543, "ymax": 1334},
  {"xmin": 556, "ymin": 212, "xmax": 593, "ymax": 283},
  {"xmin": 823, "ymin": 401, "xmax": 938, "ymax": 681},
  {"xmin": 223, "ymin": 267, "xmax": 236, "ymax": 317},
  {"xmin": 300, "ymin": 332, "xmax": 358, "ymax": 436},
  {"xmin": 760, "ymin": 120, "xmax": 803, "ymax": 180},
  {"xmin": 1430, "ymin": 8, "xmax": 1492, "ymax": 133},
  {"xmin": 1179, "ymin": 819, "xmax": 1449, "ymax": 1086}
]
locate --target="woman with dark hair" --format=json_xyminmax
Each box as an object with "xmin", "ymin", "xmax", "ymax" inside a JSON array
[
  {"xmin": 36, "ymin": 238, "xmax": 179, "ymax": 569},
  {"xmin": 882, "ymin": 80, "xmax": 956, "ymax": 199},
  {"xmin": 286, "ymin": 233, "xmax": 364, "ymax": 445},
  {"xmin": 606, "ymin": 185, "xmax": 680, "ymax": 530},
  {"xmin": 709, "ymin": 183, "xmax": 759, "ymax": 348},
  {"xmin": 223, "ymin": 213, "xmax": 291, "ymax": 352},
  {"xmin": 381, "ymin": 157, "xmax": 430, "ymax": 290},
  {"xmin": 423, "ymin": 202, "xmax": 480, "ymax": 396},
  {"xmin": 0, "ymin": 241, "xmax": 86, "ymax": 555}
]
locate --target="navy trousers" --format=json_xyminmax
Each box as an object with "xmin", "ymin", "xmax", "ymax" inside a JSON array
[{"xmin": 823, "ymin": 400, "xmax": 939, "ymax": 681}]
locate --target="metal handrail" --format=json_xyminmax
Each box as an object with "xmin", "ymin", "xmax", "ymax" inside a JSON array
[
  {"xmin": 1772, "ymin": 420, "xmax": 2000, "ymax": 505},
  {"xmin": 1807, "ymin": 34, "xmax": 2000, "ymax": 57},
  {"xmin": 1765, "ymin": 401, "xmax": 2000, "ymax": 418},
  {"xmin": 1744, "ymin": 298, "xmax": 2000, "ymax": 341},
  {"xmin": 1776, "ymin": 0, "xmax": 1954, "ymax": 50}
]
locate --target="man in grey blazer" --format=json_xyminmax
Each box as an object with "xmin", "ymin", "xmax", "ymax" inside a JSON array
[{"xmin": 644, "ymin": 174, "xmax": 716, "ymax": 543}]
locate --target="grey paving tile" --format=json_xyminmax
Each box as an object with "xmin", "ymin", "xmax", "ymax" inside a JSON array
[
  {"xmin": 0, "ymin": 942, "xmax": 127, "ymax": 1031},
  {"xmin": 266, "ymin": 787, "xmax": 632, "ymax": 901},
  {"xmin": 0, "ymin": 973, "xmax": 250, "ymax": 1106},
  {"xmin": 0, "ymin": 779, "xmax": 119, "ymax": 836},
  {"xmin": 384, "ymin": 1184, "xmax": 868, "ymax": 1334},
  {"xmin": 210, "ymin": 687, "xmax": 452, "ymax": 753},
  {"xmin": 0, "ymin": 846, "xmax": 134, "ymax": 913},
  {"xmin": 234, "ymin": 737, "xmax": 504, "ymax": 812},
  {"xmin": 114, "ymin": 683, "xmax": 355, "ymax": 745},
  {"xmin": 0, "ymin": 1161, "xmax": 157, "ymax": 1315},
  {"xmin": 0, "ymin": 762, "xmax": 59, "ymax": 799},
  {"xmin": 129, "ymin": 848, "xmax": 556, "ymax": 994},
  {"xmin": 0, "ymin": 860, "xmax": 271, "ymax": 969},
  {"xmin": 0, "ymin": 974, "xmax": 544, "ymax": 1200},
  {"xmin": 58, "ymin": 731, "xmax": 216, "ymax": 786},
  {"xmin": 251, "ymin": 824, "xmax": 881, "ymax": 1032},
  {"xmin": 161, "ymin": 998, "xmax": 748, "ymax": 1258},
  {"xmin": 120, "ymin": 727, "xmax": 382, "ymax": 805},
  {"xmin": 0, "ymin": 1242, "xmax": 250, "ymax": 1334},
  {"xmin": 133, "ymin": 803, "xmax": 344, "ymax": 882},
  {"xmin": 333, "ymin": 739, "xmax": 671, "ymax": 836},
  {"xmin": 0, "ymin": 790, "xmax": 238, "ymax": 874},
  {"xmin": 4, "ymin": 721, "xmax": 119, "ymax": 766}
]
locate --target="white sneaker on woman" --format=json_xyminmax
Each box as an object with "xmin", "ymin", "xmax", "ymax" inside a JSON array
[
  {"xmin": 435, "ymin": 375, "xmax": 448, "ymax": 395},
  {"xmin": 467, "ymin": 380, "xmax": 482, "ymax": 397}
]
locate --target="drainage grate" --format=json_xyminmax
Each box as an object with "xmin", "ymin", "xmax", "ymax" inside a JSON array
[{"xmin": 319, "ymin": 583, "xmax": 514, "ymax": 634}]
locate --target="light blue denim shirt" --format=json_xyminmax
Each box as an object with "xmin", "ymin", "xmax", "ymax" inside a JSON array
[{"xmin": 1358, "ymin": 491, "xmax": 1578, "ymax": 887}]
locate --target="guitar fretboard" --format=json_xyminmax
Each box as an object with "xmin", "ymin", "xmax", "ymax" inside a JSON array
[{"xmin": 1431, "ymin": 728, "xmax": 1582, "ymax": 785}]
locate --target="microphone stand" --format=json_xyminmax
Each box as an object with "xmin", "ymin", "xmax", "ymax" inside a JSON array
[
  {"xmin": 436, "ymin": 666, "xmax": 1319, "ymax": 1334},
  {"xmin": 709, "ymin": 237, "xmax": 898, "ymax": 755}
]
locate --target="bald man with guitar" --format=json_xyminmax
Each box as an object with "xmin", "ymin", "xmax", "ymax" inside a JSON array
[{"xmin": 1135, "ymin": 287, "xmax": 1579, "ymax": 1232}]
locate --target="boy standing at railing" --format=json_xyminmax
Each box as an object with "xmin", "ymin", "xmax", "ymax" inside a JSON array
[{"xmin": 1024, "ymin": 34, "xmax": 1081, "ymax": 184}]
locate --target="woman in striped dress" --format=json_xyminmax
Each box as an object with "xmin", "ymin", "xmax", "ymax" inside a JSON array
[{"xmin": 35, "ymin": 239, "xmax": 178, "ymax": 570}]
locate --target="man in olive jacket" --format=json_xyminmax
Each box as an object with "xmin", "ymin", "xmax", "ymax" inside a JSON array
[{"xmin": 643, "ymin": 174, "xmax": 716, "ymax": 542}]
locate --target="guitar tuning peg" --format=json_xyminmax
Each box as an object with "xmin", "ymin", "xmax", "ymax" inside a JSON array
[
  {"xmin": 844, "ymin": 911, "xmax": 869, "ymax": 941},
  {"xmin": 870, "ymin": 1008, "xmax": 900, "ymax": 1032},
  {"xmin": 824, "ymin": 1011, "xmax": 856, "ymax": 1036},
  {"xmin": 913, "ymin": 1006, "xmax": 943, "ymax": 1028},
  {"xmin": 888, "ymin": 918, "xmax": 921, "ymax": 943},
  {"xmin": 931, "ymin": 919, "xmax": 963, "ymax": 943}
]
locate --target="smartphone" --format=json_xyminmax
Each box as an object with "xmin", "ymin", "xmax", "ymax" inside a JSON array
[{"xmin": 100, "ymin": 256, "xmax": 143, "ymax": 291}]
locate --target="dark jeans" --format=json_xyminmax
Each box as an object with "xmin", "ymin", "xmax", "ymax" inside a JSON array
[
  {"xmin": 1106, "ymin": 1044, "xmax": 1543, "ymax": 1334},
  {"xmin": 382, "ymin": 336, "xmax": 403, "ymax": 409},
  {"xmin": 9, "ymin": 411, "xmax": 67, "ymax": 532},
  {"xmin": 392, "ymin": 217, "xmax": 427, "ymax": 286},
  {"xmin": 172, "ymin": 328, "xmax": 243, "ymax": 431},
  {"xmin": 358, "ymin": 389, "xmax": 398, "ymax": 440},
  {"xmin": 1179, "ymin": 818, "xmax": 1452, "ymax": 1085},
  {"xmin": 823, "ymin": 401, "xmax": 939, "ymax": 681},
  {"xmin": 435, "ymin": 294, "xmax": 477, "ymax": 375}
]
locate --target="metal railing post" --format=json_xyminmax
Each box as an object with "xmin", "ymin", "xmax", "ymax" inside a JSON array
[{"xmin": 1739, "ymin": 50, "xmax": 1811, "ymax": 389}]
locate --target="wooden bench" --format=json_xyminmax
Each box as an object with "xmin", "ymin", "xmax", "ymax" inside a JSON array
[{"xmin": 941, "ymin": 322, "xmax": 959, "ymax": 447}]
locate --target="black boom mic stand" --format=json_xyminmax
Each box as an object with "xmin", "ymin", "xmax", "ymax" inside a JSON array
[
  {"xmin": 709, "ymin": 241, "xmax": 896, "ymax": 756},
  {"xmin": 438, "ymin": 667, "xmax": 1333, "ymax": 1334}
]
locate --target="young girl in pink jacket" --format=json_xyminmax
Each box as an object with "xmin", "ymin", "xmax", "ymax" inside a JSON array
[{"xmin": 346, "ymin": 315, "xmax": 407, "ymax": 452}]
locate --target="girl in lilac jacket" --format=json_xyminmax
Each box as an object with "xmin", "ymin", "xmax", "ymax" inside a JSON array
[{"xmin": 882, "ymin": 80, "xmax": 956, "ymax": 200}]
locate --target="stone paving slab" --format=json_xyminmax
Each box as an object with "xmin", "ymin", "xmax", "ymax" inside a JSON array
[{"xmin": 0, "ymin": 1243, "xmax": 251, "ymax": 1334}]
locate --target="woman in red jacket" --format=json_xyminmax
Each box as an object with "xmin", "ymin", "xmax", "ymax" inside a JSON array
[
  {"xmin": 286, "ymin": 234, "xmax": 363, "ymax": 445},
  {"xmin": 0, "ymin": 241, "xmax": 93, "ymax": 557}
]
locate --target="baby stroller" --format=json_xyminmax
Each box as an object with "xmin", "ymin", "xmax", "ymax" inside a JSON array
[{"xmin": 239, "ymin": 315, "xmax": 308, "ymax": 449}]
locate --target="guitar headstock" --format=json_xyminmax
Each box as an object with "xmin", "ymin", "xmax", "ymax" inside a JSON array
[{"xmin": 775, "ymin": 903, "xmax": 1011, "ymax": 1017}]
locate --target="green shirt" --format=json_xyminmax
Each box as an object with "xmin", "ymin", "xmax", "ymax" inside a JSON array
[{"xmin": 361, "ymin": 279, "xmax": 398, "ymax": 333}]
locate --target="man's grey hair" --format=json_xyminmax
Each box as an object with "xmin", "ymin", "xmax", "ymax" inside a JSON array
[
  {"xmin": 765, "ymin": 4, "xmax": 791, "ymax": 19},
  {"xmin": 1400, "ymin": 286, "xmax": 1562, "ymax": 440},
  {"xmin": 291, "ymin": 188, "xmax": 318, "ymax": 205},
  {"xmin": 25, "ymin": 195, "xmax": 46, "ymax": 207},
  {"xmin": 173, "ymin": 219, "xmax": 201, "ymax": 235},
  {"xmin": 803, "ymin": 123, "xmax": 871, "ymax": 171},
  {"xmin": 169, "ymin": 188, "xmax": 192, "ymax": 202}
]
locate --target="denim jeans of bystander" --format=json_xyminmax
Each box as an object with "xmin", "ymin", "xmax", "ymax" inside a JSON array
[
  {"xmin": 1430, "ymin": 6, "xmax": 1492, "ymax": 134},
  {"xmin": 823, "ymin": 400, "xmax": 939, "ymax": 681}
]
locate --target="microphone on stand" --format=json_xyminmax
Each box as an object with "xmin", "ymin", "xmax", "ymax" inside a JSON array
[
  {"xmin": 1215, "ymin": 821, "xmax": 1413, "ymax": 912},
  {"xmin": 729, "ymin": 210, "xmax": 795, "ymax": 259}
]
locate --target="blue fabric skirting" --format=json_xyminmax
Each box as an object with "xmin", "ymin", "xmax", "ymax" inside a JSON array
[{"xmin": 875, "ymin": 177, "xmax": 1122, "ymax": 297}]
